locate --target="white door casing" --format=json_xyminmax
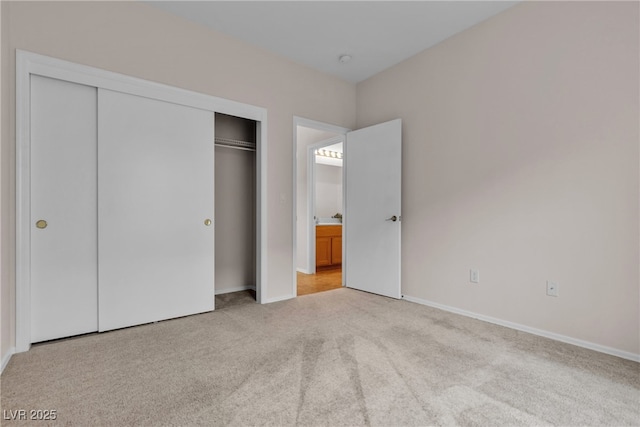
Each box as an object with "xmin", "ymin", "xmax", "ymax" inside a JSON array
[
  {"xmin": 344, "ymin": 119, "xmax": 402, "ymax": 299},
  {"xmin": 97, "ymin": 89, "xmax": 215, "ymax": 332},
  {"xmin": 30, "ymin": 75, "xmax": 99, "ymax": 342}
]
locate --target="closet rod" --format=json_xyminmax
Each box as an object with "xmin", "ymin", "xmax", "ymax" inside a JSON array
[
  {"xmin": 214, "ymin": 143, "xmax": 256, "ymax": 152},
  {"xmin": 214, "ymin": 136, "xmax": 256, "ymax": 152}
]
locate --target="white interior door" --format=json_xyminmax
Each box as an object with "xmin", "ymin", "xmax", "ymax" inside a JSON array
[
  {"xmin": 98, "ymin": 89, "xmax": 215, "ymax": 332},
  {"xmin": 345, "ymin": 119, "xmax": 401, "ymax": 298},
  {"xmin": 30, "ymin": 75, "xmax": 98, "ymax": 342}
]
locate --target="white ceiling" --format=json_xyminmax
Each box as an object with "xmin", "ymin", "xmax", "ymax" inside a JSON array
[{"xmin": 147, "ymin": 1, "xmax": 519, "ymax": 83}]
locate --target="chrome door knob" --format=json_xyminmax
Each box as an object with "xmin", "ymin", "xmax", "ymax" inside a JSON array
[{"xmin": 385, "ymin": 215, "xmax": 398, "ymax": 222}]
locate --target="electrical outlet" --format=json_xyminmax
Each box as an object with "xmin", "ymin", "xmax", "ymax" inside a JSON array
[
  {"xmin": 546, "ymin": 280, "xmax": 559, "ymax": 297},
  {"xmin": 470, "ymin": 269, "xmax": 480, "ymax": 283}
]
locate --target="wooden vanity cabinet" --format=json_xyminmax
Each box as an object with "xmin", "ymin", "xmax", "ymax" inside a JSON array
[
  {"xmin": 316, "ymin": 237, "xmax": 332, "ymax": 267},
  {"xmin": 316, "ymin": 225, "xmax": 342, "ymax": 269}
]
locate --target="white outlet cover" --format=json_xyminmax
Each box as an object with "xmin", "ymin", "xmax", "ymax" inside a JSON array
[
  {"xmin": 546, "ymin": 280, "xmax": 559, "ymax": 297},
  {"xmin": 470, "ymin": 269, "xmax": 479, "ymax": 283}
]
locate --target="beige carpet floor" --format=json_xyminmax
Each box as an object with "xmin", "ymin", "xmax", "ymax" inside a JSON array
[{"xmin": 1, "ymin": 288, "xmax": 638, "ymax": 426}]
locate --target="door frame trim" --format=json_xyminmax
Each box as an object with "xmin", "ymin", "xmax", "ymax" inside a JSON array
[
  {"xmin": 292, "ymin": 117, "xmax": 350, "ymax": 297},
  {"xmin": 16, "ymin": 50, "xmax": 269, "ymax": 352}
]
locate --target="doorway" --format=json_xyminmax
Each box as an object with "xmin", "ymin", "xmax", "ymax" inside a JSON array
[
  {"xmin": 299, "ymin": 139, "xmax": 344, "ymax": 295},
  {"xmin": 293, "ymin": 118, "xmax": 350, "ymax": 296},
  {"xmin": 293, "ymin": 117, "xmax": 403, "ymax": 300}
]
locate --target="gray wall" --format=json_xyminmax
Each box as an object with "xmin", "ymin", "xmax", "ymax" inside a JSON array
[
  {"xmin": 357, "ymin": 1, "xmax": 639, "ymax": 355},
  {"xmin": 2, "ymin": 0, "xmax": 637, "ymax": 364}
]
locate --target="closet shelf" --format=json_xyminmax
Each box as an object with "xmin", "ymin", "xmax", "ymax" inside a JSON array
[{"xmin": 215, "ymin": 136, "xmax": 256, "ymax": 152}]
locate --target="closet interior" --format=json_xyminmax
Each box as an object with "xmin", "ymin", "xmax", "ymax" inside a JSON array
[{"xmin": 214, "ymin": 113, "xmax": 257, "ymax": 298}]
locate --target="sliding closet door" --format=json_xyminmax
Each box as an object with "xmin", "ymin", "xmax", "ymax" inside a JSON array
[
  {"xmin": 30, "ymin": 75, "xmax": 98, "ymax": 342},
  {"xmin": 98, "ymin": 89, "xmax": 215, "ymax": 332}
]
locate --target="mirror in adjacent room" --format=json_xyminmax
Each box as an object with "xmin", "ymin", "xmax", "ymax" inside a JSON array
[{"xmin": 314, "ymin": 143, "xmax": 343, "ymax": 226}]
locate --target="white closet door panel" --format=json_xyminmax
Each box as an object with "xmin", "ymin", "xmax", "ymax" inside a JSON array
[
  {"xmin": 98, "ymin": 89, "xmax": 214, "ymax": 332},
  {"xmin": 30, "ymin": 75, "xmax": 98, "ymax": 342}
]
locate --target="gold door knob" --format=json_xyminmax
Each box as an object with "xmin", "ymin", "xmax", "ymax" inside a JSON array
[
  {"xmin": 36, "ymin": 220, "xmax": 48, "ymax": 229},
  {"xmin": 204, "ymin": 219, "xmax": 212, "ymax": 226}
]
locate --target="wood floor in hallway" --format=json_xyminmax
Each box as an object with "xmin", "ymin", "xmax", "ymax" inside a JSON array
[{"xmin": 297, "ymin": 268, "xmax": 342, "ymax": 296}]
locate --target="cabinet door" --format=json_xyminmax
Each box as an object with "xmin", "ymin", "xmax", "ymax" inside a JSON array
[
  {"xmin": 316, "ymin": 237, "xmax": 332, "ymax": 267},
  {"xmin": 98, "ymin": 89, "xmax": 215, "ymax": 332},
  {"xmin": 30, "ymin": 75, "xmax": 98, "ymax": 343},
  {"xmin": 331, "ymin": 236, "xmax": 342, "ymax": 266}
]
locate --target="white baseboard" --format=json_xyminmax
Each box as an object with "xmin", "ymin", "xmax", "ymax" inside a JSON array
[
  {"xmin": 215, "ymin": 286, "xmax": 255, "ymax": 296},
  {"xmin": 297, "ymin": 268, "xmax": 312, "ymax": 275},
  {"xmin": 402, "ymin": 294, "xmax": 640, "ymax": 363},
  {"xmin": 1, "ymin": 347, "xmax": 14, "ymax": 373},
  {"xmin": 263, "ymin": 294, "xmax": 295, "ymax": 304}
]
